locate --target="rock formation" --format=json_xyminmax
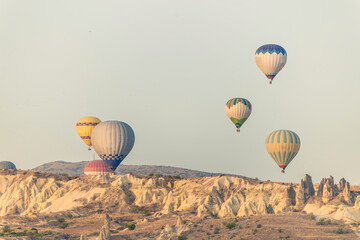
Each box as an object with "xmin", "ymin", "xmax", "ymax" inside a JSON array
[
  {"xmin": 0, "ymin": 171, "xmax": 304, "ymax": 218},
  {"xmin": 177, "ymin": 215, "xmax": 184, "ymax": 225},
  {"xmin": 157, "ymin": 222, "xmax": 189, "ymax": 240},
  {"xmin": 297, "ymin": 174, "xmax": 315, "ymax": 205},
  {"xmin": 339, "ymin": 178, "xmax": 347, "ymax": 191},
  {"xmin": 80, "ymin": 233, "xmax": 87, "ymax": 240},
  {"xmin": 354, "ymin": 196, "xmax": 360, "ymax": 209},
  {"xmin": 340, "ymin": 179, "xmax": 352, "ymax": 203},
  {"xmin": 97, "ymin": 214, "xmax": 111, "ymax": 240},
  {"xmin": 317, "ymin": 176, "xmax": 336, "ymax": 203},
  {"xmin": 0, "ymin": 170, "xmax": 358, "ymax": 223},
  {"xmin": 285, "ymin": 184, "xmax": 296, "ymax": 207},
  {"xmin": 316, "ymin": 176, "xmax": 353, "ymax": 204}
]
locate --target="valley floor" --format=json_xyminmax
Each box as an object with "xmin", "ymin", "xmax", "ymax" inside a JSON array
[{"xmin": 1, "ymin": 212, "xmax": 359, "ymax": 240}]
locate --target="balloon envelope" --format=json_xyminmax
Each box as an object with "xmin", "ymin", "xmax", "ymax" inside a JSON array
[
  {"xmin": 255, "ymin": 44, "xmax": 287, "ymax": 84},
  {"xmin": 265, "ymin": 130, "xmax": 300, "ymax": 172},
  {"xmin": 76, "ymin": 116, "xmax": 101, "ymax": 150},
  {"xmin": 84, "ymin": 160, "xmax": 112, "ymax": 175},
  {"xmin": 91, "ymin": 121, "xmax": 135, "ymax": 171},
  {"xmin": 225, "ymin": 98, "xmax": 252, "ymax": 132},
  {"xmin": 0, "ymin": 161, "xmax": 16, "ymax": 170}
]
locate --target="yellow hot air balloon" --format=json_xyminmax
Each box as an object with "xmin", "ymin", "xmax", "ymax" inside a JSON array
[
  {"xmin": 76, "ymin": 116, "xmax": 101, "ymax": 150},
  {"xmin": 265, "ymin": 130, "xmax": 300, "ymax": 173}
]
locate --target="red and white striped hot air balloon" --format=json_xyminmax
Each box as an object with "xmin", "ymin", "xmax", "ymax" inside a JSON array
[{"xmin": 84, "ymin": 160, "xmax": 112, "ymax": 175}]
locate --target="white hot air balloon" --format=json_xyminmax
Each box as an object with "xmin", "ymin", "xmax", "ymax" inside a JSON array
[
  {"xmin": 91, "ymin": 121, "xmax": 135, "ymax": 171},
  {"xmin": 225, "ymin": 98, "xmax": 252, "ymax": 132},
  {"xmin": 255, "ymin": 44, "xmax": 287, "ymax": 84}
]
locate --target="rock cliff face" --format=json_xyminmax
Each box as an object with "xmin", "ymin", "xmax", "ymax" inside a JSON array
[{"xmin": 0, "ymin": 170, "xmax": 359, "ymax": 223}]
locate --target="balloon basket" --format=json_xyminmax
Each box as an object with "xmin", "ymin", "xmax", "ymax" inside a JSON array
[
  {"xmin": 236, "ymin": 129, "xmax": 240, "ymax": 132},
  {"xmin": 269, "ymin": 81, "xmax": 272, "ymax": 84},
  {"xmin": 281, "ymin": 170, "xmax": 285, "ymax": 173},
  {"xmin": 88, "ymin": 148, "xmax": 91, "ymax": 151}
]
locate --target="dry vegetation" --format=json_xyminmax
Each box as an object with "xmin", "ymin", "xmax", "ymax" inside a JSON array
[{"xmin": 1, "ymin": 212, "xmax": 358, "ymax": 239}]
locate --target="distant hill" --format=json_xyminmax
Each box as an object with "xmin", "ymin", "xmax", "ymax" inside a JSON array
[{"xmin": 32, "ymin": 161, "xmax": 239, "ymax": 178}]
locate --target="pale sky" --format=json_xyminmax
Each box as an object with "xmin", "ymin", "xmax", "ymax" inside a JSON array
[{"xmin": 0, "ymin": 0, "xmax": 359, "ymax": 184}]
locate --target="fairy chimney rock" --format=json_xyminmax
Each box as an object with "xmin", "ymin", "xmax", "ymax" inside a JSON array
[
  {"xmin": 80, "ymin": 233, "xmax": 87, "ymax": 240},
  {"xmin": 285, "ymin": 184, "xmax": 296, "ymax": 206},
  {"xmin": 342, "ymin": 180, "xmax": 351, "ymax": 203},
  {"xmin": 104, "ymin": 214, "xmax": 111, "ymax": 230},
  {"xmin": 177, "ymin": 215, "xmax": 184, "ymax": 226},
  {"xmin": 317, "ymin": 176, "xmax": 336, "ymax": 203},
  {"xmin": 97, "ymin": 214, "xmax": 111, "ymax": 240},
  {"xmin": 338, "ymin": 178, "xmax": 347, "ymax": 192},
  {"xmin": 297, "ymin": 174, "xmax": 315, "ymax": 204}
]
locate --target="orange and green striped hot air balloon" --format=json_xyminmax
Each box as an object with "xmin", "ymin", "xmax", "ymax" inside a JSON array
[
  {"xmin": 225, "ymin": 98, "xmax": 252, "ymax": 132},
  {"xmin": 76, "ymin": 116, "xmax": 101, "ymax": 150},
  {"xmin": 265, "ymin": 130, "xmax": 300, "ymax": 173}
]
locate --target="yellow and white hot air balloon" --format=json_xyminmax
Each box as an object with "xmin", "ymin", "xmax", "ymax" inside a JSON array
[
  {"xmin": 76, "ymin": 116, "xmax": 101, "ymax": 150},
  {"xmin": 266, "ymin": 130, "xmax": 300, "ymax": 173}
]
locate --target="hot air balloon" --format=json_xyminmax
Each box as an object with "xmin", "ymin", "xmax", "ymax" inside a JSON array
[
  {"xmin": 84, "ymin": 160, "xmax": 112, "ymax": 175},
  {"xmin": 76, "ymin": 116, "xmax": 101, "ymax": 150},
  {"xmin": 0, "ymin": 161, "xmax": 16, "ymax": 170},
  {"xmin": 265, "ymin": 130, "xmax": 300, "ymax": 173},
  {"xmin": 255, "ymin": 44, "xmax": 287, "ymax": 84},
  {"xmin": 91, "ymin": 121, "xmax": 135, "ymax": 171},
  {"xmin": 225, "ymin": 98, "xmax": 252, "ymax": 132}
]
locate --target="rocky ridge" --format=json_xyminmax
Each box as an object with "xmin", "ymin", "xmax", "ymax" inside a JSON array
[{"xmin": 1, "ymin": 170, "xmax": 360, "ymax": 228}]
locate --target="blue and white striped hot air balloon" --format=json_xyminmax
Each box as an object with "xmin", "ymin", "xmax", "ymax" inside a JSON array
[
  {"xmin": 91, "ymin": 121, "xmax": 135, "ymax": 171},
  {"xmin": 255, "ymin": 44, "xmax": 287, "ymax": 84}
]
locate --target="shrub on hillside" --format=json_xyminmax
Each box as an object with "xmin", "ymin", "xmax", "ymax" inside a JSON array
[
  {"xmin": 2, "ymin": 226, "xmax": 11, "ymax": 233},
  {"xmin": 316, "ymin": 218, "xmax": 331, "ymax": 225},
  {"xmin": 225, "ymin": 222, "xmax": 236, "ymax": 229},
  {"xmin": 335, "ymin": 227, "xmax": 351, "ymax": 234},
  {"xmin": 58, "ymin": 223, "xmax": 68, "ymax": 229},
  {"xmin": 127, "ymin": 223, "xmax": 136, "ymax": 230},
  {"xmin": 308, "ymin": 213, "xmax": 316, "ymax": 220}
]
